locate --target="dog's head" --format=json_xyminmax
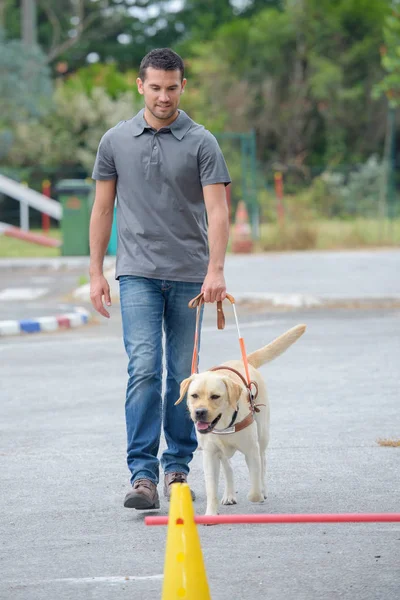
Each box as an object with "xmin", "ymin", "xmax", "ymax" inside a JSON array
[{"xmin": 175, "ymin": 372, "xmax": 243, "ymax": 434}]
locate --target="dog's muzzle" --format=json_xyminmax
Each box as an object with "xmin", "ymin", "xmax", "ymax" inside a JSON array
[{"xmin": 196, "ymin": 413, "xmax": 222, "ymax": 434}]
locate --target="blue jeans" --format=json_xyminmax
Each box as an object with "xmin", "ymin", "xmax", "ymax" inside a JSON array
[{"xmin": 119, "ymin": 276, "xmax": 203, "ymax": 485}]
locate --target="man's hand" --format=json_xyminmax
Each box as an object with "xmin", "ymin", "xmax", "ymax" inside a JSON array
[
  {"xmin": 90, "ymin": 274, "xmax": 112, "ymax": 318},
  {"xmin": 202, "ymin": 269, "xmax": 226, "ymax": 303}
]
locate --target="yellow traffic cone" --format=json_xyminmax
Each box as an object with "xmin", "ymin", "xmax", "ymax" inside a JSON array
[{"xmin": 162, "ymin": 483, "xmax": 211, "ymax": 599}]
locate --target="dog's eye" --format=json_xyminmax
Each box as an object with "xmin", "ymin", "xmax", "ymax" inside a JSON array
[
  {"xmin": 191, "ymin": 393, "xmax": 199, "ymax": 399},
  {"xmin": 210, "ymin": 395, "xmax": 220, "ymax": 400}
]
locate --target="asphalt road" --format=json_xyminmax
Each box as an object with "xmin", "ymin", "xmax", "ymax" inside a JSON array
[
  {"xmin": 1, "ymin": 249, "xmax": 400, "ymax": 325},
  {"xmin": 1, "ymin": 305, "xmax": 399, "ymax": 600}
]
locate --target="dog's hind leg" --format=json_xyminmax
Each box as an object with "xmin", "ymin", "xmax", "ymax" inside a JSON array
[
  {"xmin": 203, "ymin": 449, "xmax": 221, "ymax": 516},
  {"xmin": 260, "ymin": 448, "xmax": 267, "ymax": 499},
  {"xmin": 245, "ymin": 444, "xmax": 264, "ymax": 503},
  {"xmin": 220, "ymin": 455, "xmax": 237, "ymax": 506},
  {"xmin": 258, "ymin": 432, "xmax": 269, "ymax": 499}
]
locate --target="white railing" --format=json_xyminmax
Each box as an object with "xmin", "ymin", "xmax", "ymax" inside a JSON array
[{"xmin": 0, "ymin": 174, "xmax": 62, "ymax": 229}]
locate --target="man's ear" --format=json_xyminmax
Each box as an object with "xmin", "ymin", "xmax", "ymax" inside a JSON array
[
  {"xmin": 175, "ymin": 376, "xmax": 194, "ymax": 405},
  {"xmin": 222, "ymin": 377, "xmax": 243, "ymax": 410},
  {"xmin": 136, "ymin": 77, "xmax": 144, "ymax": 95}
]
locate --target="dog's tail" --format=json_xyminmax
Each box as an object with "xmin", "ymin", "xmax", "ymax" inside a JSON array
[{"xmin": 247, "ymin": 324, "xmax": 306, "ymax": 368}]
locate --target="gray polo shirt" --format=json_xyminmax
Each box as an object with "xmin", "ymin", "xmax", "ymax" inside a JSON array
[{"xmin": 92, "ymin": 109, "xmax": 231, "ymax": 282}]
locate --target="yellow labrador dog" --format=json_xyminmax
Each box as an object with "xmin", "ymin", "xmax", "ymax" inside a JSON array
[{"xmin": 176, "ymin": 324, "xmax": 306, "ymax": 515}]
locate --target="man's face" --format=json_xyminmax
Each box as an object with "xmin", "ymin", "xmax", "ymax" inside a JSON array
[{"xmin": 137, "ymin": 67, "xmax": 186, "ymax": 121}]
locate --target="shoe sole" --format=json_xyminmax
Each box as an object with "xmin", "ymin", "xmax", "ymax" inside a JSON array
[{"xmin": 124, "ymin": 495, "xmax": 160, "ymax": 510}]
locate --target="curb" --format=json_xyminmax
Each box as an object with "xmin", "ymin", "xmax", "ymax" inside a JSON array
[
  {"xmin": 0, "ymin": 307, "xmax": 92, "ymax": 337},
  {"xmin": 73, "ymin": 282, "xmax": 324, "ymax": 308},
  {"xmin": 0, "ymin": 257, "xmax": 116, "ymax": 271},
  {"xmin": 72, "ymin": 275, "xmax": 400, "ymax": 310}
]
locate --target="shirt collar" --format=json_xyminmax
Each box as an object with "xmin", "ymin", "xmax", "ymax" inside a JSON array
[{"xmin": 131, "ymin": 109, "xmax": 192, "ymax": 140}]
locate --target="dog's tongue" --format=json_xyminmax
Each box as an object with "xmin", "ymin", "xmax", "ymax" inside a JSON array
[{"xmin": 196, "ymin": 422, "xmax": 210, "ymax": 431}]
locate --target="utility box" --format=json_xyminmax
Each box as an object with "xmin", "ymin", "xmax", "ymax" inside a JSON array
[{"xmin": 56, "ymin": 179, "xmax": 94, "ymax": 256}]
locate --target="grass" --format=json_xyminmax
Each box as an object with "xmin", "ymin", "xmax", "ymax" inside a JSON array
[
  {"xmin": 78, "ymin": 274, "xmax": 89, "ymax": 286},
  {"xmin": 0, "ymin": 228, "xmax": 62, "ymax": 258},
  {"xmin": 0, "ymin": 219, "xmax": 399, "ymax": 258},
  {"xmin": 256, "ymin": 218, "xmax": 400, "ymax": 252},
  {"xmin": 377, "ymin": 439, "xmax": 400, "ymax": 447}
]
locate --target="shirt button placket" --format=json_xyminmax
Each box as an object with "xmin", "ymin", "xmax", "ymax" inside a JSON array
[{"xmin": 151, "ymin": 134, "xmax": 158, "ymax": 164}]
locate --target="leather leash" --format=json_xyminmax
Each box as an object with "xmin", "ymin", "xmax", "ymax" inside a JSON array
[{"xmin": 188, "ymin": 292, "xmax": 252, "ymax": 385}]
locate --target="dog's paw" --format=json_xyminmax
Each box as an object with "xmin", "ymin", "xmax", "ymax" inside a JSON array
[
  {"xmin": 202, "ymin": 514, "xmax": 218, "ymax": 526},
  {"xmin": 247, "ymin": 490, "xmax": 265, "ymax": 503},
  {"xmin": 205, "ymin": 504, "xmax": 219, "ymax": 517},
  {"xmin": 221, "ymin": 493, "xmax": 237, "ymax": 506}
]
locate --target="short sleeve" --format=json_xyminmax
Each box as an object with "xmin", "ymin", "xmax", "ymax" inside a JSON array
[
  {"xmin": 92, "ymin": 131, "xmax": 117, "ymax": 180},
  {"xmin": 198, "ymin": 131, "xmax": 231, "ymax": 187}
]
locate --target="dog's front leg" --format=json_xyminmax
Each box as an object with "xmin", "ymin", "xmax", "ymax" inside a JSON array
[
  {"xmin": 245, "ymin": 446, "xmax": 264, "ymax": 503},
  {"xmin": 203, "ymin": 449, "xmax": 220, "ymax": 515},
  {"xmin": 220, "ymin": 455, "xmax": 237, "ymax": 505}
]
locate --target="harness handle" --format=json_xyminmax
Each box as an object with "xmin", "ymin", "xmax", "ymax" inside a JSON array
[
  {"xmin": 188, "ymin": 292, "xmax": 252, "ymax": 385},
  {"xmin": 188, "ymin": 292, "xmax": 236, "ymax": 330}
]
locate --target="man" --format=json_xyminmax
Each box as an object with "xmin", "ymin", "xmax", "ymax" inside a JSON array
[{"xmin": 89, "ymin": 48, "xmax": 231, "ymax": 510}]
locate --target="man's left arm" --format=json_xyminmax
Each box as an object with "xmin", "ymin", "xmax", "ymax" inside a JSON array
[{"xmin": 202, "ymin": 183, "xmax": 230, "ymax": 303}]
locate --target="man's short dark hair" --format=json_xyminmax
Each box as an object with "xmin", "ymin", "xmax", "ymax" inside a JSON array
[{"xmin": 139, "ymin": 48, "xmax": 185, "ymax": 81}]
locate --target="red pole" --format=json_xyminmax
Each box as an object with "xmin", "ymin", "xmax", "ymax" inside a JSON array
[
  {"xmin": 2, "ymin": 225, "xmax": 61, "ymax": 247},
  {"xmin": 145, "ymin": 513, "xmax": 400, "ymax": 526},
  {"xmin": 274, "ymin": 171, "xmax": 285, "ymax": 226},
  {"xmin": 41, "ymin": 179, "xmax": 51, "ymax": 234}
]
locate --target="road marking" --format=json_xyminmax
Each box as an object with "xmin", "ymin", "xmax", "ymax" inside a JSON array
[
  {"xmin": 52, "ymin": 574, "xmax": 163, "ymax": 584},
  {"xmin": 0, "ymin": 287, "xmax": 48, "ymax": 301},
  {"xmin": 7, "ymin": 575, "xmax": 163, "ymax": 586}
]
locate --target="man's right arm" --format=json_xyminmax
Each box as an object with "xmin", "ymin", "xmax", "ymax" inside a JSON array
[{"xmin": 89, "ymin": 179, "xmax": 116, "ymax": 318}]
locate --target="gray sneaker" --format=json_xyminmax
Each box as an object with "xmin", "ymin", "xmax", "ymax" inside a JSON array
[
  {"xmin": 124, "ymin": 479, "xmax": 160, "ymax": 510},
  {"xmin": 163, "ymin": 472, "xmax": 196, "ymax": 501}
]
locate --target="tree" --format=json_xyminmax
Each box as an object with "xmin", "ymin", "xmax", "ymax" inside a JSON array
[
  {"xmin": 0, "ymin": 27, "xmax": 52, "ymax": 158},
  {"xmin": 182, "ymin": 0, "xmax": 391, "ymax": 170},
  {"xmin": 1, "ymin": 1, "xmax": 283, "ymax": 73},
  {"xmin": 2, "ymin": 1, "xmax": 157, "ymax": 71},
  {"xmin": 4, "ymin": 82, "xmax": 136, "ymax": 171},
  {"xmin": 373, "ymin": 2, "xmax": 400, "ymax": 107},
  {"xmin": 372, "ymin": 1, "xmax": 400, "ymax": 218}
]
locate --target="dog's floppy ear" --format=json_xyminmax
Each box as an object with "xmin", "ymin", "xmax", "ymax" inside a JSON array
[
  {"xmin": 175, "ymin": 376, "xmax": 194, "ymax": 406},
  {"xmin": 222, "ymin": 377, "xmax": 243, "ymax": 410}
]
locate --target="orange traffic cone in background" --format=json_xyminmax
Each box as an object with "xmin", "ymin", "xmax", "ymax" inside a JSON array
[
  {"xmin": 231, "ymin": 200, "xmax": 253, "ymax": 253},
  {"xmin": 162, "ymin": 483, "xmax": 211, "ymax": 599}
]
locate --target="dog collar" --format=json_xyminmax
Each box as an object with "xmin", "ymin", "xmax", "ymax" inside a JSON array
[{"xmin": 211, "ymin": 410, "xmax": 254, "ymax": 435}]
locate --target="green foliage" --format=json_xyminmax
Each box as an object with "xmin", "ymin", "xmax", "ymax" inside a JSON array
[
  {"xmin": 0, "ymin": 28, "xmax": 52, "ymax": 158},
  {"xmin": 182, "ymin": 0, "xmax": 390, "ymax": 170},
  {"xmin": 62, "ymin": 63, "xmax": 137, "ymax": 99},
  {"xmin": 0, "ymin": 0, "xmax": 396, "ymax": 183},
  {"xmin": 373, "ymin": 8, "xmax": 400, "ymax": 107},
  {"xmin": 303, "ymin": 156, "xmax": 386, "ymax": 218},
  {"xmin": 4, "ymin": 83, "xmax": 136, "ymax": 171}
]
